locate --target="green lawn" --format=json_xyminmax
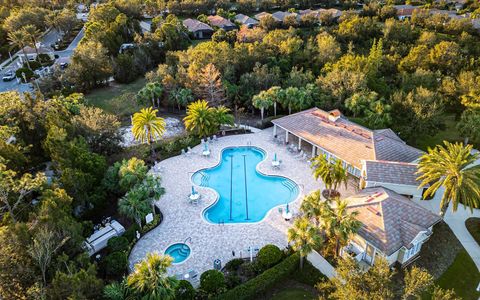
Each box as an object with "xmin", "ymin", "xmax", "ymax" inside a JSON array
[
  {"xmin": 84, "ymin": 77, "xmax": 146, "ymax": 121},
  {"xmin": 466, "ymin": 218, "xmax": 480, "ymax": 247},
  {"xmin": 268, "ymin": 288, "xmax": 316, "ymax": 300},
  {"xmin": 435, "ymin": 250, "xmax": 480, "ymax": 300},
  {"xmin": 415, "ymin": 113, "xmax": 465, "ymax": 151}
]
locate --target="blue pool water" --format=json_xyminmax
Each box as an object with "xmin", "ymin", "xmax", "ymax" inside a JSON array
[
  {"xmin": 192, "ymin": 147, "xmax": 299, "ymax": 224},
  {"xmin": 165, "ymin": 243, "xmax": 191, "ymax": 263}
]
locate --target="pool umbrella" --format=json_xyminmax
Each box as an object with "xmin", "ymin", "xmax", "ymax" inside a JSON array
[
  {"xmin": 191, "ymin": 186, "xmax": 196, "ymax": 195},
  {"xmin": 286, "ymin": 203, "xmax": 289, "ymax": 214},
  {"xmin": 204, "ymin": 142, "xmax": 209, "ymax": 151},
  {"xmin": 274, "ymin": 153, "xmax": 277, "ymax": 161}
]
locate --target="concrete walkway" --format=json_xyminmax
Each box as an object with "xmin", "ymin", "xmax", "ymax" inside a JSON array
[{"xmin": 413, "ymin": 195, "xmax": 480, "ymax": 271}]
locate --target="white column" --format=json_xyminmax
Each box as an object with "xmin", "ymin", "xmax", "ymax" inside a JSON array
[
  {"xmin": 298, "ymin": 138, "xmax": 302, "ymax": 149},
  {"xmin": 273, "ymin": 124, "xmax": 277, "ymax": 137},
  {"xmin": 312, "ymin": 145, "xmax": 316, "ymax": 157},
  {"xmin": 285, "ymin": 131, "xmax": 289, "ymax": 143}
]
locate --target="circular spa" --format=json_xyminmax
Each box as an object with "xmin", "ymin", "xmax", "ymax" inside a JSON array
[
  {"xmin": 164, "ymin": 243, "xmax": 191, "ymax": 264},
  {"xmin": 192, "ymin": 146, "xmax": 299, "ymax": 224}
]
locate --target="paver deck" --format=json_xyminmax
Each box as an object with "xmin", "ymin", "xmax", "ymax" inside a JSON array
[{"xmin": 128, "ymin": 128, "xmax": 353, "ymax": 277}]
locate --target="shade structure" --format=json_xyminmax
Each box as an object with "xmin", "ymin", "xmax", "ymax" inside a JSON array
[
  {"xmin": 274, "ymin": 153, "xmax": 277, "ymax": 161},
  {"xmin": 191, "ymin": 186, "xmax": 196, "ymax": 195},
  {"xmin": 204, "ymin": 142, "xmax": 209, "ymax": 151}
]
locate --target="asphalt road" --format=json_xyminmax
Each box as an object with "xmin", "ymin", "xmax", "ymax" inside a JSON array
[{"xmin": 0, "ymin": 27, "xmax": 84, "ymax": 93}]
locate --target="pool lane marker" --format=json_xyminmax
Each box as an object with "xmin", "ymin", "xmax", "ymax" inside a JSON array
[
  {"xmin": 243, "ymin": 154, "xmax": 250, "ymax": 220},
  {"xmin": 229, "ymin": 155, "xmax": 233, "ymax": 221}
]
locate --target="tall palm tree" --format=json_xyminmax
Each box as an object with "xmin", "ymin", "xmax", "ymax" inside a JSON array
[
  {"xmin": 127, "ymin": 253, "xmax": 178, "ymax": 300},
  {"xmin": 22, "ymin": 25, "xmax": 41, "ymax": 59},
  {"xmin": 132, "ymin": 107, "xmax": 166, "ymax": 158},
  {"xmin": 322, "ymin": 198, "xmax": 361, "ymax": 257},
  {"xmin": 417, "ymin": 141, "xmax": 480, "ymax": 216},
  {"xmin": 311, "ymin": 155, "xmax": 348, "ymax": 199},
  {"xmin": 8, "ymin": 30, "xmax": 31, "ymax": 70},
  {"xmin": 287, "ymin": 217, "xmax": 323, "ymax": 269},
  {"xmin": 252, "ymin": 91, "xmax": 273, "ymax": 121},
  {"xmin": 118, "ymin": 188, "xmax": 151, "ymax": 227},
  {"xmin": 300, "ymin": 190, "xmax": 329, "ymax": 226},
  {"xmin": 213, "ymin": 105, "xmax": 234, "ymax": 127}
]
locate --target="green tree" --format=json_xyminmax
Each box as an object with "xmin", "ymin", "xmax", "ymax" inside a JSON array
[
  {"xmin": 317, "ymin": 257, "xmax": 394, "ymax": 300},
  {"xmin": 252, "ymin": 90, "xmax": 274, "ymax": 121},
  {"xmin": 169, "ymin": 88, "xmax": 194, "ymax": 111},
  {"xmin": 403, "ymin": 266, "xmax": 434, "ymax": 300},
  {"xmin": 132, "ymin": 107, "xmax": 166, "ymax": 158},
  {"xmin": 118, "ymin": 186, "xmax": 152, "ymax": 227},
  {"xmin": 322, "ymin": 198, "xmax": 361, "ymax": 257},
  {"xmin": 316, "ymin": 32, "xmax": 341, "ymax": 66},
  {"xmin": 118, "ymin": 157, "xmax": 148, "ymax": 192},
  {"xmin": 457, "ymin": 109, "xmax": 480, "ymax": 145},
  {"xmin": 22, "ymin": 25, "xmax": 41, "ymax": 58},
  {"xmin": 300, "ymin": 190, "xmax": 327, "ymax": 227},
  {"xmin": 8, "ymin": 30, "xmax": 32, "ymax": 70},
  {"xmin": 127, "ymin": 253, "xmax": 178, "ymax": 300},
  {"xmin": 287, "ymin": 217, "xmax": 323, "ymax": 269},
  {"xmin": 183, "ymin": 100, "xmax": 233, "ymax": 137},
  {"xmin": 137, "ymin": 82, "xmax": 164, "ymax": 108},
  {"xmin": 311, "ymin": 156, "xmax": 348, "ymax": 199},
  {"xmin": 417, "ymin": 141, "xmax": 480, "ymax": 216}
]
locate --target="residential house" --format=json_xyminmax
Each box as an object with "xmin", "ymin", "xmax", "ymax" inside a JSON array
[
  {"xmin": 19, "ymin": 45, "xmax": 55, "ymax": 63},
  {"xmin": 394, "ymin": 5, "xmax": 418, "ymax": 20},
  {"xmin": 235, "ymin": 13, "xmax": 259, "ymax": 28},
  {"xmin": 207, "ymin": 15, "xmax": 237, "ymax": 31},
  {"xmin": 254, "ymin": 12, "xmax": 271, "ymax": 20},
  {"xmin": 271, "ymin": 108, "xmax": 423, "ymax": 177},
  {"xmin": 183, "ymin": 18, "xmax": 214, "ymax": 39},
  {"xmin": 271, "ymin": 11, "xmax": 296, "ymax": 23},
  {"xmin": 342, "ymin": 187, "xmax": 441, "ymax": 267}
]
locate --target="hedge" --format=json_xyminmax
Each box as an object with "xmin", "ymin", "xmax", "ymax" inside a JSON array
[
  {"xmin": 216, "ymin": 253, "xmax": 300, "ymax": 300},
  {"xmin": 257, "ymin": 244, "xmax": 283, "ymax": 270}
]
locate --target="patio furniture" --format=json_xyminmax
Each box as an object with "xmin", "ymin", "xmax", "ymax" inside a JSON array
[
  {"xmin": 208, "ymin": 136, "xmax": 213, "ymax": 143},
  {"xmin": 188, "ymin": 193, "xmax": 200, "ymax": 204},
  {"xmin": 202, "ymin": 150, "xmax": 211, "ymax": 157},
  {"xmin": 272, "ymin": 160, "xmax": 280, "ymax": 169},
  {"xmin": 187, "ymin": 146, "xmax": 196, "ymax": 155},
  {"xmin": 201, "ymin": 138, "xmax": 206, "ymax": 144},
  {"xmin": 213, "ymin": 135, "xmax": 218, "ymax": 141},
  {"xmin": 188, "ymin": 270, "xmax": 199, "ymax": 281},
  {"xmin": 295, "ymin": 150, "xmax": 304, "ymax": 158},
  {"xmin": 181, "ymin": 149, "xmax": 187, "ymax": 156}
]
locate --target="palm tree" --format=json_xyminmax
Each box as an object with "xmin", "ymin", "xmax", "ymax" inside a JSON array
[
  {"xmin": 137, "ymin": 82, "xmax": 164, "ymax": 107},
  {"xmin": 184, "ymin": 100, "xmax": 215, "ymax": 138},
  {"xmin": 118, "ymin": 188, "xmax": 152, "ymax": 227},
  {"xmin": 287, "ymin": 217, "xmax": 323, "ymax": 269},
  {"xmin": 169, "ymin": 88, "xmax": 194, "ymax": 111},
  {"xmin": 322, "ymin": 198, "xmax": 361, "ymax": 257},
  {"xmin": 213, "ymin": 105, "xmax": 234, "ymax": 127},
  {"xmin": 417, "ymin": 141, "xmax": 480, "ymax": 216},
  {"xmin": 22, "ymin": 25, "xmax": 41, "ymax": 59},
  {"xmin": 127, "ymin": 253, "xmax": 178, "ymax": 300},
  {"xmin": 300, "ymin": 190, "xmax": 328, "ymax": 226},
  {"xmin": 311, "ymin": 155, "xmax": 348, "ymax": 199},
  {"xmin": 8, "ymin": 30, "xmax": 31, "ymax": 70},
  {"xmin": 252, "ymin": 91, "xmax": 273, "ymax": 121},
  {"xmin": 132, "ymin": 107, "xmax": 166, "ymax": 158}
]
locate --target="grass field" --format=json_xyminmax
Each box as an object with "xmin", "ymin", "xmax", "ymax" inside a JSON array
[
  {"xmin": 268, "ymin": 288, "xmax": 316, "ymax": 300},
  {"xmin": 84, "ymin": 78, "xmax": 146, "ymax": 121},
  {"xmin": 435, "ymin": 250, "xmax": 480, "ymax": 300},
  {"xmin": 466, "ymin": 218, "xmax": 480, "ymax": 247},
  {"xmin": 416, "ymin": 113, "xmax": 465, "ymax": 151}
]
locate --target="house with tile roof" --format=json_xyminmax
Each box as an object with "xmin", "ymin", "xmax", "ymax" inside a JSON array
[
  {"xmin": 254, "ymin": 12, "xmax": 271, "ymax": 21},
  {"xmin": 207, "ymin": 15, "xmax": 237, "ymax": 31},
  {"xmin": 182, "ymin": 18, "xmax": 214, "ymax": 39},
  {"xmin": 271, "ymin": 11, "xmax": 296, "ymax": 23},
  {"xmin": 343, "ymin": 187, "xmax": 441, "ymax": 267},
  {"xmin": 235, "ymin": 14, "xmax": 259, "ymax": 28},
  {"xmin": 272, "ymin": 108, "xmax": 423, "ymax": 178},
  {"xmin": 19, "ymin": 45, "xmax": 55, "ymax": 63}
]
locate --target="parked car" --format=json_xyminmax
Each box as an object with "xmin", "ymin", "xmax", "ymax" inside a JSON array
[{"xmin": 2, "ymin": 70, "xmax": 15, "ymax": 81}]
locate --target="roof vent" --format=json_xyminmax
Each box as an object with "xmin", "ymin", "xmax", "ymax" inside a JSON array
[{"xmin": 328, "ymin": 109, "xmax": 342, "ymax": 122}]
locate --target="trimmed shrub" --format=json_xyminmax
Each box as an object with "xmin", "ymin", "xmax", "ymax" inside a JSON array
[
  {"xmin": 217, "ymin": 253, "xmax": 300, "ymax": 300},
  {"xmin": 257, "ymin": 244, "xmax": 283, "ymax": 270},
  {"xmin": 123, "ymin": 223, "xmax": 140, "ymax": 243},
  {"xmin": 141, "ymin": 213, "xmax": 161, "ymax": 234},
  {"xmin": 174, "ymin": 280, "xmax": 196, "ymax": 300},
  {"xmin": 225, "ymin": 258, "xmax": 245, "ymax": 272},
  {"xmin": 107, "ymin": 236, "xmax": 129, "ymax": 253},
  {"xmin": 200, "ymin": 269, "xmax": 226, "ymax": 296},
  {"xmin": 24, "ymin": 60, "xmax": 41, "ymax": 70},
  {"xmin": 104, "ymin": 252, "xmax": 128, "ymax": 277},
  {"xmin": 225, "ymin": 273, "xmax": 242, "ymax": 289},
  {"xmin": 15, "ymin": 67, "xmax": 34, "ymax": 82}
]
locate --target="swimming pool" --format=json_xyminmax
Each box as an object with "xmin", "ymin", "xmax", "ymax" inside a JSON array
[
  {"xmin": 192, "ymin": 147, "xmax": 299, "ymax": 224},
  {"xmin": 165, "ymin": 243, "xmax": 191, "ymax": 264}
]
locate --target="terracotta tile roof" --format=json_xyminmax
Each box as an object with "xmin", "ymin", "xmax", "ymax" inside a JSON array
[
  {"xmin": 254, "ymin": 12, "xmax": 271, "ymax": 20},
  {"xmin": 272, "ymin": 108, "xmax": 423, "ymax": 169},
  {"xmin": 363, "ymin": 160, "xmax": 421, "ymax": 186},
  {"xmin": 183, "ymin": 18, "xmax": 213, "ymax": 32},
  {"xmin": 207, "ymin": 15, "xmax": 236, "ymax": 28},
  {"xmin": 345, "ymin": 187, "xmax": 441, "ymax": 255}
]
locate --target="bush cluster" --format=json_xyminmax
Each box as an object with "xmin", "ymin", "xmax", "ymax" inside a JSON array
[
  {"xmin": 200, "ymin": 269, "xmax": 226, "ymax": 296},
  {"xmin": 224, "ymin": 258, "xmax": 245, "ymax": 272},
  {"xmin": 217, "ymin": 253, "xmax": 300, "ymax": 300},
  {"xmin": 103, "ymin": 252, "xmax": 128, "ymax": 277},
  {"xmin": 257, "ymin": 244, "xmax": 283, "ymax": 270},
  {"xmin": 107, "ymin": 236, "xmax": 129, "ymax": 253}
]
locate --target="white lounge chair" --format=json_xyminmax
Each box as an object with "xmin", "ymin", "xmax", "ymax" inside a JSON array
[
  {"xmin": 295, "ymin": 150, "xmax": 304, "ymax": 159},
  {"xmin": 187, "ymin": 146, "xmax": 196, "ymax": 155},
  {"xmin": 213, "ymin": 135, "xmax": 218, "ymax": 141}
]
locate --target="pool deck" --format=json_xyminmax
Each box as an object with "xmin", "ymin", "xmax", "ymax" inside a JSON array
[{"xmin": 128, "ymin": 127, "xmax": 353, "ymax": 279}]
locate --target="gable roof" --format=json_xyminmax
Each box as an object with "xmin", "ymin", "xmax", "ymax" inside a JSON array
[
  {"xmin": 254, "ymin": 12, "xmax": 271, "ymax": 20},
  {"xmin": 235, "ymin": 14, "xmax": 259, "ymax": 25},
  {"xmin": 345, "ymin": 187, "xmax": 441, "ymax": 255},
  {"xmin": 271, "ymin": 11, "xmax": 294, "ymax": 22},
  {"xmin": 272, "ymin": 108, "xmax": 423, "ymax": 169},
  {"xmin": 207, "ymin": 15, "xmax": 236, "ymax": 28},
  {"xmin": 23, "ymin": 45, "xmax": 54, "ymax": 54},
  {"xmin": 363, "ymin": 160, "xmax": 421, "ymax": 186},
  {"xmin": 182, "ymin": 18, "xmax": 213, "ymax": 32}
]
